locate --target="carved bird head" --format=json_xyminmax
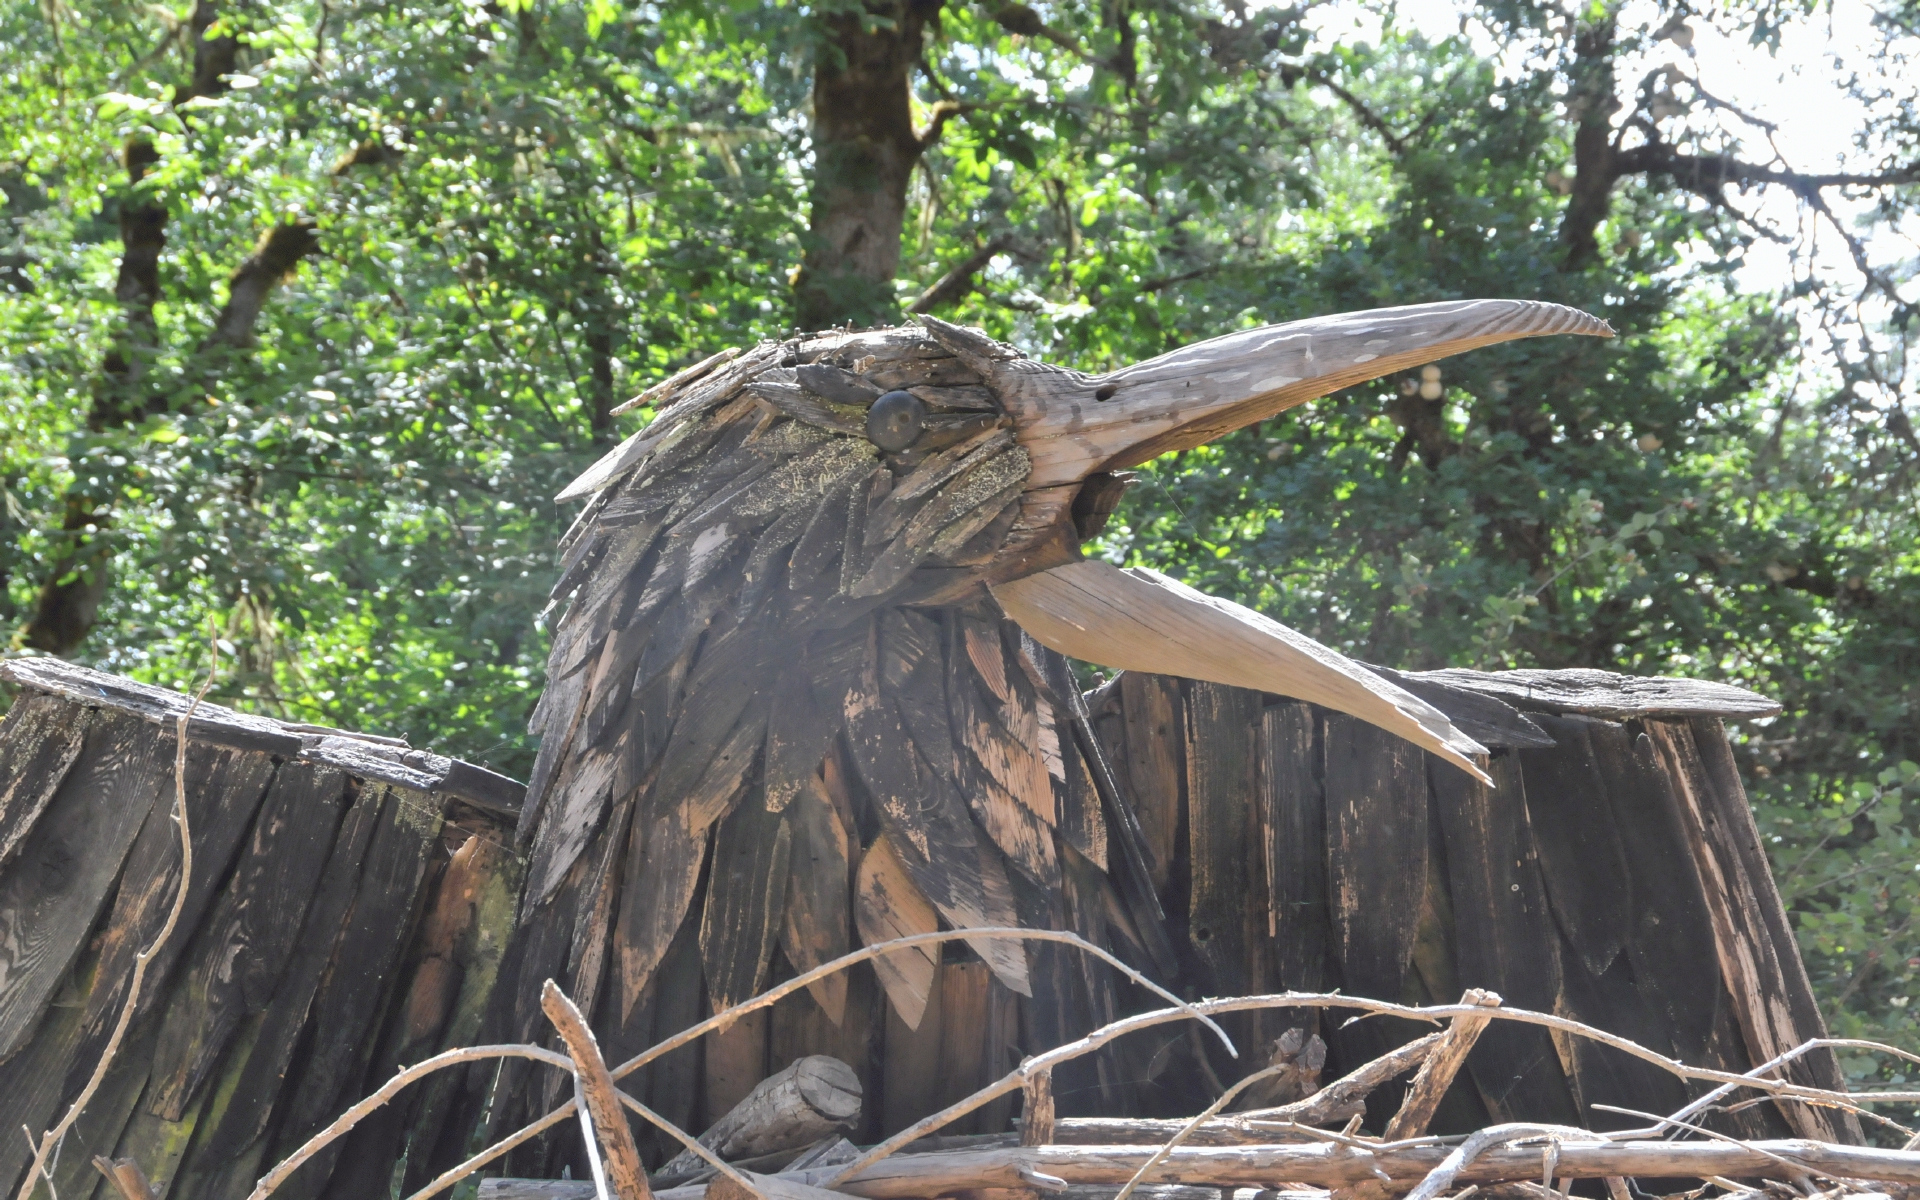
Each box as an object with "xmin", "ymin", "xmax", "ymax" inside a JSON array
[
  {"xmin": 524, "ymin": 300, "xmax": 1609, "ymax": 1019},
  {"xmin": 552, "ymin": 298, "xmax": 1608, "ymax": 772}
]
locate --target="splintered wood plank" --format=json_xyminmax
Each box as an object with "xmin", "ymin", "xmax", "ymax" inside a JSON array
[
  {"xmin": 1589, "ymin": 720, "xmax": 1723, "ymax": 1067},
  {"xmin": 1184, "ymin": 681, "xmax": 1260, "ymax": 995},
  {"xmin": 0, "ymin": 709, "xmax": 171, "ymax": 1058},
  {"xmin": 881, "ymin": 958, "xmax": 945, "ymax": 1135},
  {"xmin": 1428, "ymin": 752, "xmax": 1581, "ymax": 1127},
  {"xmin": 1646, "ymin": 718, "xmax": 1859, "ymax": 1143},
  {"xmin": 1323, "ymin": 713, "xmax": 1428, "ymax": 1001},
  {"xmin": 947, "ymin": 616, "xmax": 1059, "ymax": 889},
  {"xmin": 615, "ymin": 805, "xmax": 710, "ymax": 1021},
  {"xmin": 78, "ymin": 740, "xmax": 278, "ymax": 1051},
  {"xmin": 190, "ymin": 778, "xmax": 383, "ymax": 1168},
  {"xmin": 1118, "ymin": 672, "xmax": 1182, "ymax": 894},
  {"xmin": 1516, "ymin": 714, "xmax": 1635, "ymax": 978},
  {"xmin": 700, "ymin": 793, "xmax": 794, "ymax": 1012},
  {"xmin": 144, "ymin": 760, "xmax": 351, "ymax": 1120},
  {"xmin": 854, "ymin": 835, "xmax": 940, "ymax": 1030},
  {"xmin": 0, "ymin": 941, "xmax": 102, "ymax": 1197},
  {"xmin": 846, "ymin": 649, "xmax": 1028, "ymax": 995},
  {"xmin": 265, "ymin": 784, "xmax": 445, "ymax": 1200},
  {"xmin": 780, "ymin": 775, "xmax": 852, "ymax": 1023},
  {"xmin": 936, "ymin": 966, "xmax": 1020, "ymax": 1136},
  {"xmin": 1057, "ymin": 727, "xmax": 1108, "ymax": 872},
  {"xmin": 1260, "ymin": 703, "xmax": 1327, "ymax": 993},
  {"xmin": 0, "ymin": 693, "xmax": 93, "ymax": 875},
  {"xmin": 702, "ymin": 1007, "xmax": 770, "ymax": 1131}
]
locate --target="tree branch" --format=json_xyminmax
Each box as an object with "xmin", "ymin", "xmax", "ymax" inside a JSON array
[
  {"xmin": 203, "ymin": 220, "xmax": 320, "ymax": 349},
  {"xmin": 908, "ymin": 235, "xmax": 1013, "ymax": 312}
]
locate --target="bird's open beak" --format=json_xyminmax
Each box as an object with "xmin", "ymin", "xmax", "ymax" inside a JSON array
[{"xmin": 924, "ymin": 299, "xmax": 1614, "ymax": 781}]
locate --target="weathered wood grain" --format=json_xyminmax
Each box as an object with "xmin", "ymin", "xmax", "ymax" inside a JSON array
[
  {"xmin": 703, "ymin": 1007, "xmax": 771, "ymax": 1132},
  {"xmin": 74, "ymin": 739, "xmax": 276, "ymax": 1069},
  {"xmin": 144, "ymin": 760, "xmax": 349, "ymax": 1119},
  {"xmin": 663, "ymin": 1056, "xmax": 862, "ymax": 1178},
  {"xmin": 853, "ymin": 835, "xmax": 940, "ymax": 1029},
  {"xmin": 1184, "ymin": 682, "xmax": 1260, "ymax": 996},
  {"xmin": 1116, "ymin": 673, "xmax": 1181, "ymax": 895},
  {"xmin": 0, "ymin": 709, "xmax": 171, "ymax": 1058},
  {"xmin": 1322, "ymin": 715, "xmax": 1428, "ymax": 1001},
  {"xmin": 1647, "ymin": 718, "xmax": 1858, "ymax": 1143},
  {"xmin": 1258, "ymin": 703, "xmax": 1324, "ymax": 991},
  {"xmin": 1426, "ymin": 752, "xmax": 1580, "ymax": 1128},
  {"xmin": 0, "ymin": 693, "xmax": 92, "ymax": 875},
  {"xmin": 701, "ymin": 795, "xmax": 795, "ymax": 1013},
  {"xmin": 780, "ymin": 775, "xmax": 853, "ymax": 1023},
  {"xmin": 616, "ymin": 806, "xmax": 710, "ymax": 1021},
  {"xmin": 192, "ymin": 778, "xmax": 385, "ymax": 1167},
  {"xmin": 1405, "ymin": 667, "xmax": 1779, "ymax": 721},
  {"xmin": 1516, "ymin": 715, "xmax": 1636, "ymax": 979}
]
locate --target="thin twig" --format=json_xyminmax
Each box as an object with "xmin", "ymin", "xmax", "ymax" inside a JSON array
[
  {"xmin": 542, "ymin": 981, "xmax": 652, "ymax": 1200},
  {"xmin": 1112, "ymin": 1062, "xmax": 1294, "ymax": 1200},
  {"xmin": 401, "ymin": 1106, "xmax": 575, "ymax": 1200},
  {"xmin": 244, "ymin": 1046, "xmax": 575, "ymax": 1200},
  {"xmin": 15, "ymin": 632, "xmax": 220, "ymax": 1200},
  {"xmin": 1590, "ymin": 1105, "xmax": 1822, "ymax": 1185},
  {"xmin": 399, "ymin": 929, "xmax": 1218, "ymax": 1200},
  {"xmin": 611, "ymin": 1088, "xmax": 761, "ymax": 1193},
  {"xmin": 1403, "ymin": 1124, "xmax": 1606, "ymax": 1200}
]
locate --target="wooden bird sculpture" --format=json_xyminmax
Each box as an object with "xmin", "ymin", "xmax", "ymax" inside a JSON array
[{"xmin": 491, "ymin": 300, "xmax": 1613, "ymax": 1148}]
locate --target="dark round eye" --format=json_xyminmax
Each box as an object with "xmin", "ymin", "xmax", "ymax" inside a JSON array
[{"xmin": 866, "ymin": 389, "xmax": 927, "ymax": 453}]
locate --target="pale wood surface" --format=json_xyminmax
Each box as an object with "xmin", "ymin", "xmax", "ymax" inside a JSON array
[
  {"xmin": 659, "ymin": 1057, "xmax": 862, "ymax": 1180},
  {"xmin": 992, "ymin": 561, "xmax": 1489, "ymax": 778},
  {"xmin": 1406, "ymin": 667, "xmax": 1779, "ymax": 720}
]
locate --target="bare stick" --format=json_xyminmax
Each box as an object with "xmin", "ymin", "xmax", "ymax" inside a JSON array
[
  {"xmin": 1385, "ymin": 990, "xmax": 1502, "ymax": 1141},
  {"xmin": 1242, "ymin": 1033, "xmax": 1443, "ymax": 1129},
  {"xmin": 1589, "ymin": 1106, "xmax": 1818, "ymax": 1186},
  {"xmin": 1113, "ymin": 1062, "xmax": 1294, "ymax": 1200},
  {"xmin": 610, "ymin": 929, "xmax": 1232, "ymax": 1083},
  {"xmin": 1401, "ymin": 1124, "xmax": 1605, "ymax": 1200},
  {"xmin": 1021, "ymin": 1069, "xmax": 1055, "ymax": 1148},
  {"xmin": 612, "ymin": 1086, "xmax": 762, "ymax": 1194},
  {"xmin": 610, "ymin": 347, "xmax": 742, "ymax": 417},
  {"xmin": 15, "ymin": 633, "xmax": 221, "ymax": 1200},
  {"xmin": 402, "ymin": 1106, "xmax": 576, "ymax": 1200},
  {"xmin": 543, "ymin": 980, "xmax": 653, "ymax": 1200},
  {"xmin": 246, "ymin": 1045, "xmax": 575, "ymax": 1200},
  {"xmin": 91, "ymin": 1157, "xmax": 156, "ymax": 1200},
  {"xmin": 395, "ymin": 930, "xmax": 1219, "ymax": 1200}
]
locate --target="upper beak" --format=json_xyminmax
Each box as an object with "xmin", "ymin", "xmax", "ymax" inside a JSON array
[
  {"xmin": 924, "ymin": 299, "xmax": 1613, "ymax": 782},
  {"xmin": 922, "ymin": 299, "xmax": 1613, "ymax": 492}
]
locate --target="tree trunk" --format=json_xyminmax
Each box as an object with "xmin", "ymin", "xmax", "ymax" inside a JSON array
[
  {"xmin": 24, "ymin": 0, "xmax": 317, "ymax": 655},
  {"xmin": 1558, "ymin": 10, "xmax": 1619, "ymax": 271},
  {"xmin": 792, "ymin": 1, "xmax": 936, "ymax": 332}
]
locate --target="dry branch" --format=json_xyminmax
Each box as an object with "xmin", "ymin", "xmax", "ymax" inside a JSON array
[
  {"xmin": 544, "ymin": 980, "xmax": 654, "ymax": 1200},
  {"xmin": 657, "ymin": 1057, "xmax": 861, "ymax": 1181},
  {"xmin": 1384, "ymin": 989, "xmax": 1502, "ymax": 1141}
]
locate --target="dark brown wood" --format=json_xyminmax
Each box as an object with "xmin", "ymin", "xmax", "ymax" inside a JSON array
[
  {"xmin": 704, "ymin": 1008, "xmax": 771, "ymax": 1133},
  {"xmin": 1517, "ymin": 715, "xmax": 1637, "ymax": 979},
  {"xmin": 616, "ymin": 808, "xmax": 710, "ymax": 1021},
  {"xmin": 1427, "ymin": 752, "xmax": 1581, "ymax": 1128},
  {"xmin": 1116, "ymin": 673, "xmax": 1181, "ymax": 893},
  {"xmin": 1183, "ymin": 682, "xmax": 1261, "ymax": 997},
  {"xmin": 701, "ymin": 796, "xmax": 795, "ymax": 1013},
  {"xmin": 1259, "ymin": 703, "xmax": 1325, "ymax": 993},
  {"xmin": 1322, "ymin": 715, "xmax": 1427, "ymax": 1000},
  {"xmin": 1381, "ymin": 989, "xmax": 1500, "ymax": 1140},
  {"xmin": 780, "ymin": 775, "xmax": 854, "ymax": 1024},
  {"xmin": 0, "ymin": 709, "xmax": 171, "ymax": 1058},
  {"xmin": 0, "ymin": 693, "xmax": 92, "ymax": 874},
  {"xmin": 1020, "ymin": 1070, "xmax": 1054, "ymax": 1146},
  {"xmin": 1648, "ymin": 718, "xmax": 1859, "ymax": 1143},
  {"xmin": 144, "ymin": 759, "xmax": 349, "ymax": 1119}
]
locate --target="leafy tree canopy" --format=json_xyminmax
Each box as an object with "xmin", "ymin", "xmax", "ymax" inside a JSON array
[{"xmin": 3, "ymin": 0, "xmax": 1919, "ymax": 1065}]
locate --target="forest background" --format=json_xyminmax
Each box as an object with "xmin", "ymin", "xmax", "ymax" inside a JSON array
[{"xmin": 2, "ymin": 0, "xmax": 1918, "ymax": 1075}]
